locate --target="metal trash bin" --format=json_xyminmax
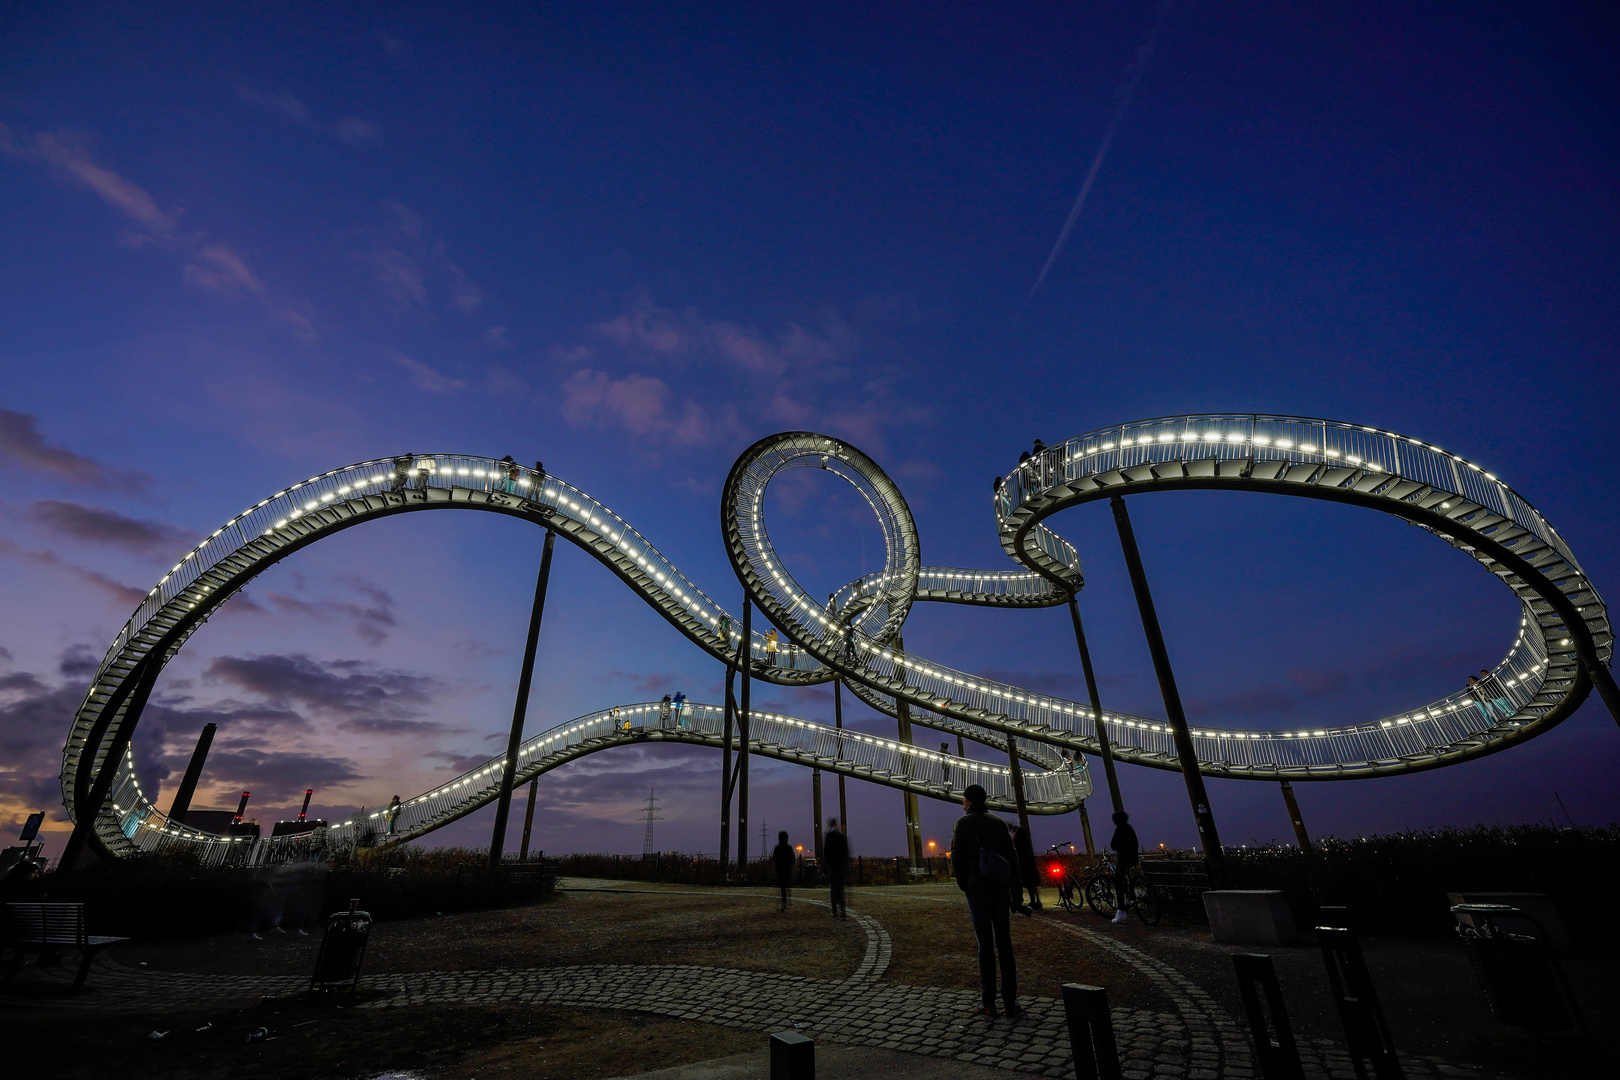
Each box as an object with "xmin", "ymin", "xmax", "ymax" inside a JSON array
[
  {"xmin": 1451, "ymin": 903, "xmax": 1587, "ymax": 1038},
  {"xmin": 310, "ymin": 899, "xmax": 372, "ymax": 992}
]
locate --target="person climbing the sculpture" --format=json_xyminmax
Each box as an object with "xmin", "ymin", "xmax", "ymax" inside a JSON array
[
  {"xmin": 672, "ymin": 690, "xmax": 687, "ymax": 727},
  {"xmin": 496, "ymin": 455, "xmax": 520, "ymax": 494},
  {"xmin": 765, "ymin": 628, "xmax": 779, "ymax": 667},
  {"xmin": 772, "ymin": 830, "xmax": 797, "ymax": 911},
  {"xmin": 1466, "ymin": 675, "xmax": 1499, "ymax": 721},
  {"xmin": 385, "ymin": 794, "xmax": 402, "ymax": 835},
  {"xmin": 1108, "ymin": 810, "xmax": 1140, "ymax": 925},
  {"xmin": 950, "ymin": 784, "xmax": 1021, "ymax": 1018},
  {"xmin": 1478, "ymin": 668, "xmax": 1512, "ymax": 718},
  {"xmin": 659, "ymin": 694, "xmax": 672, "ymax": 727},
  {"xmin": 390, "ymin": 454, "xmax": 413, "ymax": 493}
]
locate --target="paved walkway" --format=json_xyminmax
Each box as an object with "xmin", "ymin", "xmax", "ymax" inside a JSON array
[{"xmin": 4, "ymin": 891, "xmax": 1516, "ymax": 1080}]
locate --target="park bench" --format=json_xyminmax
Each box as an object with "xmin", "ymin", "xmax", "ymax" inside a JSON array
[{"xmin": 4, "ymin": 902, "xmax": 128, "ymax": 991}]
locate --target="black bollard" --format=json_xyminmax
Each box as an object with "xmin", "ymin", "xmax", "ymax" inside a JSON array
[
  {"xmin": 1317, "ymin": 926, "xmax": 1404, "ymax": 1079},
  {"xmin": 770, "ymin": 1030, "xmax": 814, "ymax": 1080},
  {"xmin": 1061, "ymin": 984, "xmax": 1122, "ymax": 1080},
  {"xmin": 1232, "ymin": 953, "xmax": 1305, "ymax": 1080}
]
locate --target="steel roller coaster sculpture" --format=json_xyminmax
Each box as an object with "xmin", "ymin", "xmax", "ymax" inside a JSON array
[{"xmin": 59, "ymin": 415, "xmax": 1613, "ymax": 865}]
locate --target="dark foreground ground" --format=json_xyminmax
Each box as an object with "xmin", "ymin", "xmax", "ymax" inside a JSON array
[{"xmin": 2, "ymin": 879, "xmax": 1607, "ymax": 1079}]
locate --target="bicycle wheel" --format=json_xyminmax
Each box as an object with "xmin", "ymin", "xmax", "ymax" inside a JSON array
[
  {"xmin": 1084, "ymin": 873, "xmax": 1116, "ymax": 917},
  {"xmin": 1130, "ymin": 881, "xmax": 1163, "ymax": 926}
]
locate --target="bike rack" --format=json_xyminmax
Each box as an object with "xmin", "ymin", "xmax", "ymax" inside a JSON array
[
  {"xmin": 1232, "ymin": 953, "xmax": 1305, "ymax": 1080},
  {"xmin": 1317, "ymin": 925, "xmax": 1404, "ymax": 1080},
  {"xmin": 1061, "ymin": 983, "xmax": 1123, "ymax": 1080}
]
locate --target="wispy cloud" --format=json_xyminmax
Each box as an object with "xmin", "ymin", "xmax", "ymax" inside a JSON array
[
  {"xmin": 363, "ymin": 201, "xmax": 487, "ymax": 318},
  {"xmin": 0, "ymin": 122, "xmax": 177, "ymax": 241},
  {"xmin": 0, "ymin": 536, "xmax": 146, "ymax": 607},
  {"xmin": 0, "ymin": 408, "xmax": 129, "ymax": 485},
  {"xmin": 387, "ymin": 350, "xmax": 465, "ymax": 394},
  {"xmin": 235, "ymin": 83, "xmax": 382, "ymax": 147},
  {"xmin": 553, "ymin": 296, "xmax": 926, "ymax": 457},
  {"xmin": 25, "ymin": 500, "xmax": 193, "ymax": 554},
  {"xmin": 183, "ymin": 243, "xmax": 264, "ymax": 295},
  {"xmin": 2, "ymin": 123, "xmax": 314, "ymax": 338}
]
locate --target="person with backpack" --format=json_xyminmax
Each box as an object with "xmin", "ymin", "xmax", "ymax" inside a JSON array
[
  {"xmin": 772, "ymin": 830, "xmax": 797, "ymax": 911},
  {"xmin": 823, "ymin": 817, "xmax": 850, "ymax": 917},
  {"xmin": 950, "ymin": 784, "xmax": 1021, "ymax": 1018}
]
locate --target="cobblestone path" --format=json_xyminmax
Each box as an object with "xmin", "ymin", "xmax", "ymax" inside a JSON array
[{"xmin": 10, "ymin": 896, "xmax": 1512, "ymax": 1079}]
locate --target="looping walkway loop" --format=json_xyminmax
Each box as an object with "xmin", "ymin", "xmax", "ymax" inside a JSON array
[{"xmin": 63, "ymin": 415, "xmax": 1610, "ymax": 859}]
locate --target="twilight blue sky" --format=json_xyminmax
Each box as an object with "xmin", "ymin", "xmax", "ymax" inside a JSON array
[{"xmin": 2, "ymin": 2, "xmax": 1617, "ymax": 859}]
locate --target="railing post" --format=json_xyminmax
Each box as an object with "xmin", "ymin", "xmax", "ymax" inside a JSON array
[
  {"xmin": 490, "ymin": 528, "xmax": 556, "ymax": 869},
  {"xmin": 1062, "ymin": 984, "xmax": 1122, "ymax": 1080},
  {"xmin": 1110, "ymin": 496, "xmax": 1224, "ymax": 877}
]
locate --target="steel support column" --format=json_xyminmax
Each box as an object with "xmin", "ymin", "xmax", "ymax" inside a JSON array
[
  {"xmin": 1280, "ymin": 780, "xmax": 1313, "ymax": 854},
  {"xmin": 738, "ymin": 598, "xmax": 752, "ymax": 873},
  {"xmin": 519, "ymin": 778, "xmax": 539, "ymax": 861},
  {"xmin": 893, "ymin": 634, "xmax": 923, "ymax": 868},
  {"xmin": 1110, "ymin": 495, "xmax": 1224, "ymax": 872},
  {"xmin": 1078, "ymin": 799, "xmax": 1095, "ymax": 855},
  {"xmin": 167, "ymin": 722, "xmax": 217, "ymax": 826},
  {"xmin": 490, "ymin": 527, "xmax": 556, "ymax": 869},
  {"xmin": 834, "ymin": 678, "xmax": 848, "ymax": 840},
  {"xmin": 720, "ymin": 663, "xmax": 736, "ymax": 876},
  {"xmin": 812, "ymin": 768, "xmax": 824, "ymax": 860},
  {"xmin": 1068, "ymin": 595, "xmax": 1125, "ymax": 816}
]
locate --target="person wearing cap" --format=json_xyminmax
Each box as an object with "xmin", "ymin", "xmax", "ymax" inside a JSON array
[{"xmin": 950, "ymin": 783, "xmax": 1022, "ymax": 1018}]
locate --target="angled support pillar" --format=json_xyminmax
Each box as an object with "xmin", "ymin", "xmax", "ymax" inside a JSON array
[
  {"xmin": 1068, "ymin": 595, "xmax": 1125, "ymax": 816},
  {"xmin": 167, "ymin": 722, "xmax": 217, "ymax": 826},
  {"xmin": 892, "ymin": 634, "xmax": 923, "ymax": 868},
  {"xmin": 1110, "ymin": 495, "xmax": 1224, "ymax": 875},
  {"xmin": 519, "ymin": 777, "xmax": 539, "ymax": 861},
  {"xmin": 1280, "ymin": 779, "xmax": 1313, "ymax": 855},
  {"xmin": 490, "ymin": 527, "xmax": 556, "ymax": 869},
  {"xmin": 1078, "ymin": 798, "xmax": 1095, "ymax": 855}
]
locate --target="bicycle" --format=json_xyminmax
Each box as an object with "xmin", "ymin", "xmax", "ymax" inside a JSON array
[
  {"xmin": 1044, "ymin": 843, "xmax": 1162, "ymax": 925},
  {"xmin": 1042, "ymin": 842, "xmax": 1088, "ymax": 913}
]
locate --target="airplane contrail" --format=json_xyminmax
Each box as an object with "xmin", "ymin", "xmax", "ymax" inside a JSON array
[{"xmin": 1025, "ymin": 2, "xmax": 1175, "ymax": 306}]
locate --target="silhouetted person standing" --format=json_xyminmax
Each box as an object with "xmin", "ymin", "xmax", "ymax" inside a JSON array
[
  {"xmin": 951, "ymin": 784, "xmax": 1021, "ymax": 1017},
  {"xmin": 1109, "ymin": 811, "xmax": 1140, "ymax": 925},
  {"xmin": 823, "ymin": 817, "xmax": 850, "ymax": 917},
  {"xmin": 1010, "ymin": 823, "xmax": 1040, "ymax": 914},
  {"xmin": 772, "ymin": 830, "xmax": 796, "ymax": 911}
]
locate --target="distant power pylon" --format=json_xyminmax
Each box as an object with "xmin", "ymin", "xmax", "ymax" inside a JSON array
[
  {"xmin": 759, "ymin": 820, "xmax": 769, "ymax": 856},
  {"xmin": 641, "ymin": 786, "xmax": 664, "ymax": 856}
]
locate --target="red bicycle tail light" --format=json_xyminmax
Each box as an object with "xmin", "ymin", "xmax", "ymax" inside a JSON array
[{"xmin": 1051, "ymin": 865, "xmax": 1063, "ymax": 876}]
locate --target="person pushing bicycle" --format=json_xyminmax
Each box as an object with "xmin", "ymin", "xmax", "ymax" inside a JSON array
[{"xmin": 1108, "ymin": 811, "xmax": 1140, "ymax": 925}]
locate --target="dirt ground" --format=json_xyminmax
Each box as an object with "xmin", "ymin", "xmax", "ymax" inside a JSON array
[
  {"xmin": 5, "ymin": 999, "xmax": 762, "ymax": 1080},
  {"xmin": 110, "ymin": 885, "xmax": 868, "ymax": 981}
]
